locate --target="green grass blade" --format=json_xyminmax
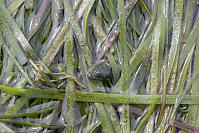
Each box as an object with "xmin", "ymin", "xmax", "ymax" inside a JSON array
[
  {"xmin": 170, "ymin": 45, "xmax": 195, "ymax": 119},
  {"xmin": 167, "ymin": 0, "xmax": 184, "ymax": 83},
  {"xmin": 64, "ymin": 0, "xmax": 92, "ymax": 67},
  {"xmin": 118, "ymin": 0, "xmax": 130, "ymax": 131},
  {"xmin": 107, "ymin": 53, "xmax": 120, "ymax": 83},
  {"xmin": 65, "ymin": 30, "xmax": 75, "ymax": 133},
  {"xmin": 105, "ymin": 104, "xmax": 121, "ymax": 133},
  {"xmin": 179, "ymin": 18, "xmax": 199, "ymax": 69},
  {"xmin": 95, "ymin": 103, "xmax": 114, "ymax": 133},
  {"xmin": 189, "ymin": 36, "xmax": 199, "ymax": 127},
  {"xmin": 3, "ymin": 85, "xmax": 199, "ymax": 104},
  {"xmin": 129, "ymin": 35, "xmax": 152, "ymax": 73}
]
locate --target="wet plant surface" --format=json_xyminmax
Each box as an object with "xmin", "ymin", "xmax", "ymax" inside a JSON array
[{"xmin": 0, "ymin": 0, "xmax": 199, "ymax": 132}]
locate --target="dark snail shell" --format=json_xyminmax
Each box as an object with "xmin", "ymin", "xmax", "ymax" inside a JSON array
[{"xmin": 87, "ymin": 61, "xmax": 113, "ymax": 81}]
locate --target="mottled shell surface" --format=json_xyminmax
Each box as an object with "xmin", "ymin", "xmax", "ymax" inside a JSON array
[{"xmin": 87, "ymin": 61, "xmax": 113, "ymax": 81}]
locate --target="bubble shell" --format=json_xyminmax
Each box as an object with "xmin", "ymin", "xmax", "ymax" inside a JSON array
[{"xmin": 87, "ymin": 61, "xmax": 113, "ymax": 81}]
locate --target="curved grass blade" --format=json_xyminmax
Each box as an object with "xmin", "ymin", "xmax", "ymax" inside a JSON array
[
  {"xmin": 83, "ymin": 0, "xmax": 95, "ymax": 49},
  {"xmin": 87, "ymin": 122, "xmax": 101, "ymax": 133},
  {"xmin": 42, "ymin": 0, "xmax": 62, "ymax": 54},
  {"xmin": 170, "ymin": 45, "xmax": 195, "ymax": 119},
  {"xmin": 135, "ymin": 105, "xmax": 156, "ymax": 133},
  {"xmin": 42, "ymin": 21, "xmax": 69, "ymax": 67},
  {"xmin": 179, "ymin": 18, "xmax": 199, "ymax": 69},
  {"xmin": 27, "ymin": 0, "xmax": 51, "ymax": 41},
  {"xmin": 167, "ymin": 0, "xmax": 184, "ymax": 83}
]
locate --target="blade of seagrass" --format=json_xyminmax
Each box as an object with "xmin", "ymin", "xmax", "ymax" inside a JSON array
[
  {"xmin": 1, "ymin": 85, "xmax": 199, "ymax": 104},
  {"xmin": 118, "ymin": 0, "xmax": 130, "ymax": 132}
]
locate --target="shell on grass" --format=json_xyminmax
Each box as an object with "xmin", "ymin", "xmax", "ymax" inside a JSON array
[{"xmin": 87, "ymin": 60, "xmax": 113, "ymax": 81}]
